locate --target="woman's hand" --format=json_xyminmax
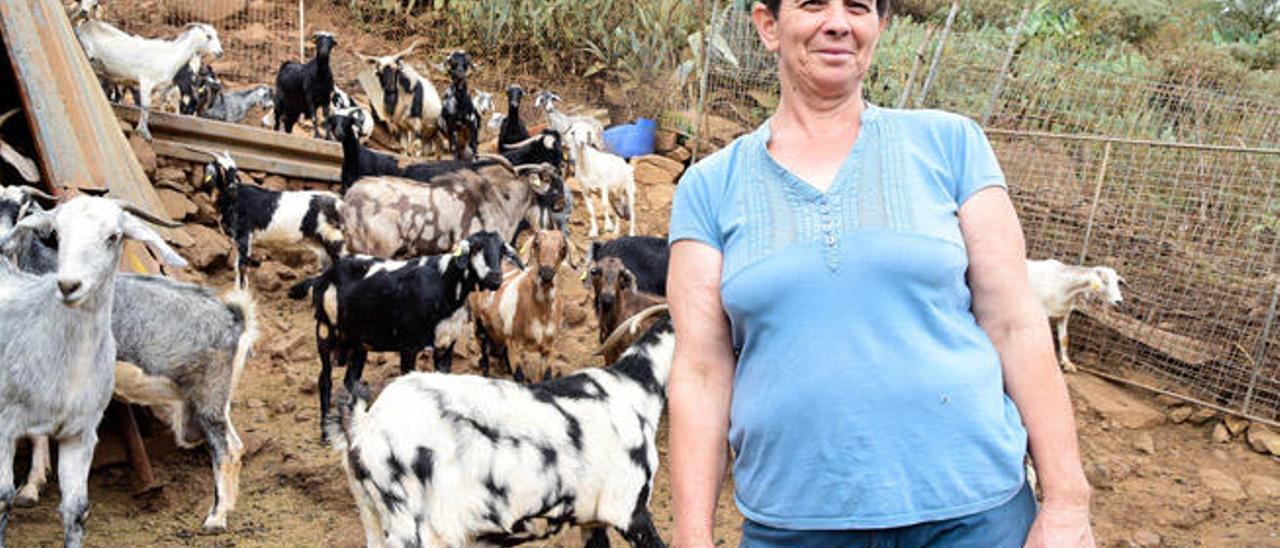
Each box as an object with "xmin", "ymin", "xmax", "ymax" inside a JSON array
[{"xmin": 1023, "ymin": 499, "xmax": 1095, "ymax": 548}]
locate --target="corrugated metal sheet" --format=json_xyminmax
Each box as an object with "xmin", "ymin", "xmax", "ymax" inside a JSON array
[{"xmin": 0, "ymin": 0, "xmax": 183, "ymax": 248}]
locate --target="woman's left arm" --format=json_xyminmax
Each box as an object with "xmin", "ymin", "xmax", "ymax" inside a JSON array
[{"xmin": 960, "ymin": 187, "xmax": 1096, "ymax": 548}]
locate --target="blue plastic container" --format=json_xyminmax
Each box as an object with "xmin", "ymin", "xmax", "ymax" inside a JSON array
[{"xmin": 602, "ymin": 117, "xmax": 656, "ymax": 159}]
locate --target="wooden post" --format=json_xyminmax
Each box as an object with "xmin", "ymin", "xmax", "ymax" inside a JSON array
[
  {"xmin": 1242, "ymin": 263, "xmax": 1280, "ymax": 416},
  {"xmin": 299, "ymin": 0, "xmax": 305, "ymax": 60},
  {"xmin": 116, "ymin": 403, "xmax": 155, "ymax": 490},
  {"xmin": 981, "ymin": 0, "xmax": 1033, "ymax": 126},
  {"xmin": 916, "ymin": 1, "xmax": 959, "ymax": 108},
  {"xmin": 690, "ymin": 0, "xmax": 720, "ymax": 165},
  {"xmin": 1078, "ymin": 140, "xmax": 1112, "ymax": 264},
  {"xmin": 896, "ymin": 25, "xmax": 935, "ymax": 110}
]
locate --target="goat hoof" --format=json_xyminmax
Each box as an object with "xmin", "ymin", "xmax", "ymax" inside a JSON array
[
  {"xmin": 201, "ymin": 518, "xmax": 228, "ymax": 534},
  {"xmin": 13, "ymin": 493, "xmax": 38, "ymax": 508},
  {"xmin": 1061, "ymin": 362, "xmax": 1078, "ymax": 373}
]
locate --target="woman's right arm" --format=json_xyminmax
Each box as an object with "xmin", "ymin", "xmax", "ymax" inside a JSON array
[{"xmin": 668, "ymin": 239, "xmax": 737, "ymax": 548}]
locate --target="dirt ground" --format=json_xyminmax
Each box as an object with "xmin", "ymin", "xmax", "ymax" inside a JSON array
[
  {"xmin": 6, "ymin": 164, "xmax": 1279, "ymax": 547},
  {"xmin": 7, "ymin": 3, "xmax": 1278, "ymax": 547}
]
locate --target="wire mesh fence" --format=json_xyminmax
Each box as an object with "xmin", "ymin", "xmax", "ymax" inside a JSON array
[
  {"xmin": 695, "ymin": 3, "xmax": 1280, "ymax": 424},
  {"xmin": 96, "ymin": 0, "xmax": 301, "ymax": 83}
]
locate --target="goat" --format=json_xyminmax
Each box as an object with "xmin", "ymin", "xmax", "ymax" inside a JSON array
[
  {"xmin": 438, "ymin": 51, "xmax": 480, "ymax": 160},
  {"xmin": 0, "ymin": 196, "xmax": 186, "ymax": 548},
  {"xmin": 568, "ymin": 123, "xmax": 637, "ymax": 237},
  {"xmin": 297, "ymin": 231, "xmax": 521, "ymax": 436},
  {"xmin": 534, "ymin": 90, "xmax": 605, "ymax": 150},
  {"xmin": 76, "ymin": 21, "xmax": 224, "ymax": 141},
  {"xmin": 326, "ymin": 314, "xmax": 674, "ymax": 548},
  {"xmin": 333, "ymin": 111, "xmax": 402, "ymax": 194},
  {"xmin": 273, "ymin": 32, "xmax": 337, "ymax": 137},
  {"xmin": 588, "ymin": 237, "xmax": 669, "ymax": 296},
  {"xmin": 498, "ymin": 84, "xmax": 531, "ymax": 148},
  {"xmin": 1, "ymin": 188, "xmax": 259, "ymax": 531},
  {"xmin": 590, "ymin": 257, "xmax": 666, "ymax": 358},
  {"xmin": 340, "ymin": 159, "xmax": 565, "ymax": 260},
  {"xmin": 471, "ymin": 90, "xmax": 495, "ymax": 141},
  {"xmin": 470, "ymin": 229, "xmax": 569, "ymax": 382},
  {"xmin": 358, "ymin": 41, "xmax": 444, "ymax": 158},
  {"xmin": 324, "ymin": 87, "xmax": 375, "ymax": 142},
  {"xmin": 165, "ymin": 62, "xmax": 219, "ymax": 116},
  {"xmin": 15, "ymin": 276, "xmax": 258, "ymax": 533},
  {"xmin": 201, "ymin": 84, "xmax": 274, "ymax": 124},
  {"xmin": 0, "ymin": 110, "xmax": 40, "ymax": 185},
  {"xmin": 201, "ymin": 150, "xmax": 344, "ymax": 288},
  {"xmin": 1026, "ymin": 258, "xmax": 1124, "ymax": 372}
]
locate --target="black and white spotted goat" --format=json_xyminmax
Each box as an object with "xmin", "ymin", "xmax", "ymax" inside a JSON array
[
  {"xmin": 201, "ymin": 150, "xmax": 344, "ymax": 288},
  {"xmin": 297, "ymin": 231, "xmax": 522, "ymax": 436},
  {"xmin": 438, "ymin": 51, "xmax": 480, "ymax": 161},
  {"xmin": 327, "ymin": 310, "xmax": 674, "ymax": 548}
]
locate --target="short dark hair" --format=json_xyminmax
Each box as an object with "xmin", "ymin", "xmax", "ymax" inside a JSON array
[{"xmin": 762, "ymin": 0, "xmax": 892, "ymax": 18}]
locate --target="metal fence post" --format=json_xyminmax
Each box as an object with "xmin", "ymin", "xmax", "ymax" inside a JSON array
[
  {"xmin": 299, "ymin": 0, "xmax": 305, "ymax": 60},
  {"xmin": 1242, "ymin": 257, "xmax": 1280, "ymax": 416},
  {"xmin": 1078, "ymin": 140, "xmax": 1113, "ymax": 264},
  {"xmin": 916, "ymin": 1, "xmax": 959, "ymax": 108},
  {"xmin": 981, "ymin": 0, "xmax": 1032, "ymax": 126}
]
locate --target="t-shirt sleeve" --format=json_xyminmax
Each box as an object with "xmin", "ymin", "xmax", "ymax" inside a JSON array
[
  {"xmin": 668, "ymin": 166, "xmax": 723, "ymax": 251},
  {"xmin": 950, "ymin": 117, "xmax": 1007, "ymax": 206}
]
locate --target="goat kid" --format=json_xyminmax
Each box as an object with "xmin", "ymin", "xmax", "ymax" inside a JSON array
[
  {"xmin": 0, "ymin": 196, "xmax": 186, "ymax": 548},
  {"xmin": 471, "ymin": 229, "xmax": 568, "ymax": 382},
  {"xmin": 1026, "ymin": 258, "xmax": 1124, "ymax": 372}
]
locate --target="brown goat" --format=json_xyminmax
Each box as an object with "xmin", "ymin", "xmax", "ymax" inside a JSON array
[
  {"xmin": 470, "ymin": 229, "xmax": 568, "ymax": 382},
  {"xmin": 590, "ymin": 257, "xmax": 667, "ymax": 363}
]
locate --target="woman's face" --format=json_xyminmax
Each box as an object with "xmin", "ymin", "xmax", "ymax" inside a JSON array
[{"xmin": 754, "ymin": 0, "xmax": 887, "ymax": 99}]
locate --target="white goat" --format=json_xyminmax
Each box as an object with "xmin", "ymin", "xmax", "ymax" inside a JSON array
[
  {"xmin": 534, "ymin": 91, "xmax": 604, "ymax": 150},
  {"xmin": 327, "ymin": 314, "xmax": 675, "ymax": 548},
  {"xmin": 76, "ymin": 21, "xmax": 224, "ymax": 140},
  {"xmin": 0, "ymin": 196, "xmax": 187, "ymax": 548},
  {"xmin": 1026, "ymin": 258, "xmax": 1124, "ymax": 372},
  {"xmin": 568, "ymin": 123, "xmax": 636, "ymax": 237}
]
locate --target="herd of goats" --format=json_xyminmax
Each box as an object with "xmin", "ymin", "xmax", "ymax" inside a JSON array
[{"xmin": 0, "ymin": 1, "xmax": 1130, "ymax": 547}]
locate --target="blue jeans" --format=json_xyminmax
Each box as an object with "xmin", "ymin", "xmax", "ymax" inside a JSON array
[{"xmin": 741, "ymin": 483, "xmax": 1037, "ymax": 548}]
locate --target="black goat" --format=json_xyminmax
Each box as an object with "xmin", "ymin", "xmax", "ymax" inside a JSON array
[
  {"xmin": 439, "ymin": 51, "xmax": 479, "ymax": 160},
  {"xmin": 334, "ymin": 112, "xmax": 402, "ymax": 193},
  {"xmin": 589, "ymin": 236, "xmax": 670, "ymax": 296},
  {"xmin": 273, "ymin": 32, "xmax": 336, "ymax": 137},
  {"xmin": 498, "ymin": 84, "xmax": 530, "ymax": 148},
  {"xmin": 296, "ymin": 230, "xmax": 522, "ymax": 436}
]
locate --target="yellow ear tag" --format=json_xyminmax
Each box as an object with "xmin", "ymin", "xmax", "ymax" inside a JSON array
[
  {"xmin": 579, "ymin": 268, "xmax": 589, "ymax": 282},
  {"xmin": 453, "ymin": 246, "xmax": 464, "ymax": 257},
  {"xmin": 520, "ymin": 239, "xmax": 531, "ymax": 257},
  {"xmin": 204, "ymin": 174, "xmax": 213, "ymax": 183}
]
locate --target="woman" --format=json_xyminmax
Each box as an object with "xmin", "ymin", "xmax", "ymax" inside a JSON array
[{"xmin": 666, "ymin": 1, "xmax": 1095, "ymax": 546}]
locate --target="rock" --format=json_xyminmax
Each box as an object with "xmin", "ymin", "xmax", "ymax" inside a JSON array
[
  {"xmin": 191, "ymin": 193, "xmax": 218, "ymax": 225},
  {"xmin": 1133, "ymin": 432, "xmax": 1155, "ymax": 454},
  {"xmin": 232, "ymin": 21, "xmax": 272, "ymax": 44},
  {"xmin": 1224, "ymin": 415, "xmax": 1249, "ymax": 436},
  {"xmin": 1169, "ymin": 406, "xmax": 1193, "ymax": 423},
  {"xmin": 1241, "ymin": 474, "xmax": 1280, "ymax": 500},
  {"xmin": 563, "ymin": 305, "xmax": 588, "ymax": 328},
  {"xmin": 1084, "ymin": 461, "xmax": 1113, "ymax": 490},
  {"xmin": 182, "ymin": 224, "xmax": 231, "ymax": 271},
  {"xmin": 128, "ymin": 133, "xmax": 157, "ymax": 177},
  {"xmin": 663, "ymin": 144, "xmax": 692, "ymax": 164},
  {"xmin": 1212, "ymin": 422, "xmax": 1231, "ymax": 443},
  {"xmin": 1190, "ymin": 407, "xmax": 1219, "ymax": 425},
  {"xmin": 156, "ymin": 188, "xmax": 197, "ymax": 221},
  {"xmin": 1155, "ymin": 395, "xmax": 1183, "ymax": 406},
  {"xmin": 1198, "ymin": 468, "xmax": 1247, "ymax": 502},
  {"xmin": 155, "ymin": 167, "xmax": 187, "ymax": 185},
  {"xmin": 246, "ymin": 399, "xmax": 265, "ymax": 410},
  {"xmin": 262, "ymin": 175, "xmax": 287, "ymax": 191},
  {"xmin": 654, "ymin": 130, "xmax": 679, "ymax": 153},
  {"xmin": 1132, "ymin": 530, "xmax": 1161, "ymax": 547},
  {"xmin": 1245, "ymin": 423, "xmax": 1280, "ymax": 456},
  {"xmin": 632, "ymin": 154, "xmax": 685, "ymax": 187},
  {"xmin": 1068, "ymin": 375, "xmax": 1164, "ymax": 429}
]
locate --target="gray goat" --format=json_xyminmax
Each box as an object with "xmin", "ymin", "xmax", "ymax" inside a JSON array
[
  {"xmin": 0, "ymin": 196, "xmax": 187, "ymax": 548},
  {"xmin": 202, "ymin": 84, "xmax": 275, "ymax": 124},
  {"xmin": 0, "ymin": 191, "xmax": 259, "ymax": 533}
]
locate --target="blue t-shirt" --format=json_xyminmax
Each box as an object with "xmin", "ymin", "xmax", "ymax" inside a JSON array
[{"xmin": 668, "ymin": 104, "xmax": 1029, "ymax": 529}]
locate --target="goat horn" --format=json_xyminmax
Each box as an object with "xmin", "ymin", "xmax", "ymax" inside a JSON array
[
  {"xmin": 0, "ymin": 108, "xmax": 22, "ymax": 128},
  {"xmin": 500, "ymin": 133, "xmax": 544, "ymax": 149},
  {"xmin": 116, "ymin": 201, "xmax": 183, "ymax": 228},
  {"xmin": 476, "ymin": 153, "xmax": 515, "ymax": 172},
  {"xmin": 174, "ymin": 143, "xmax": 218, "ymax": 160},
  {"xmin": 393, "ymin": 39, "xmax": 421, "ymax": 60},
  {"xmin": 597, "ymin": 304, "xmax": 671, "ymax": 358},
  {"xmin": 19, "ymin": 186, "xmax": 58, "ymax": 202}
]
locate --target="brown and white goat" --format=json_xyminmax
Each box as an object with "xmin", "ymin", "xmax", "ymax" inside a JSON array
[
  {"xmin": 470, "ymin": 229, "xmax": 568, "ymax": 382},
  {"xmin": 590, "ymin": 257, "xmax": 667, "ymax": 363}
]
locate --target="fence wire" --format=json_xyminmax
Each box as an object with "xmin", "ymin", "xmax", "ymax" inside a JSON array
[
  {"xmin": 698, "ymin": 6, "xmax": 1280, "ymax": 423},
  {"xmin": 97, "ymin": 0, "xmax": 301, "ymax": 83}
]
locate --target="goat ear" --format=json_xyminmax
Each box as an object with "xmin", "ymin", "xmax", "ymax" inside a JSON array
[
  {"xmin": 121, "ymin": 214, "xmax": 188, "ymax": 268},
  {"xmin": 0, "ymin": 210, "xmax": 52, "ymax": 245}
]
